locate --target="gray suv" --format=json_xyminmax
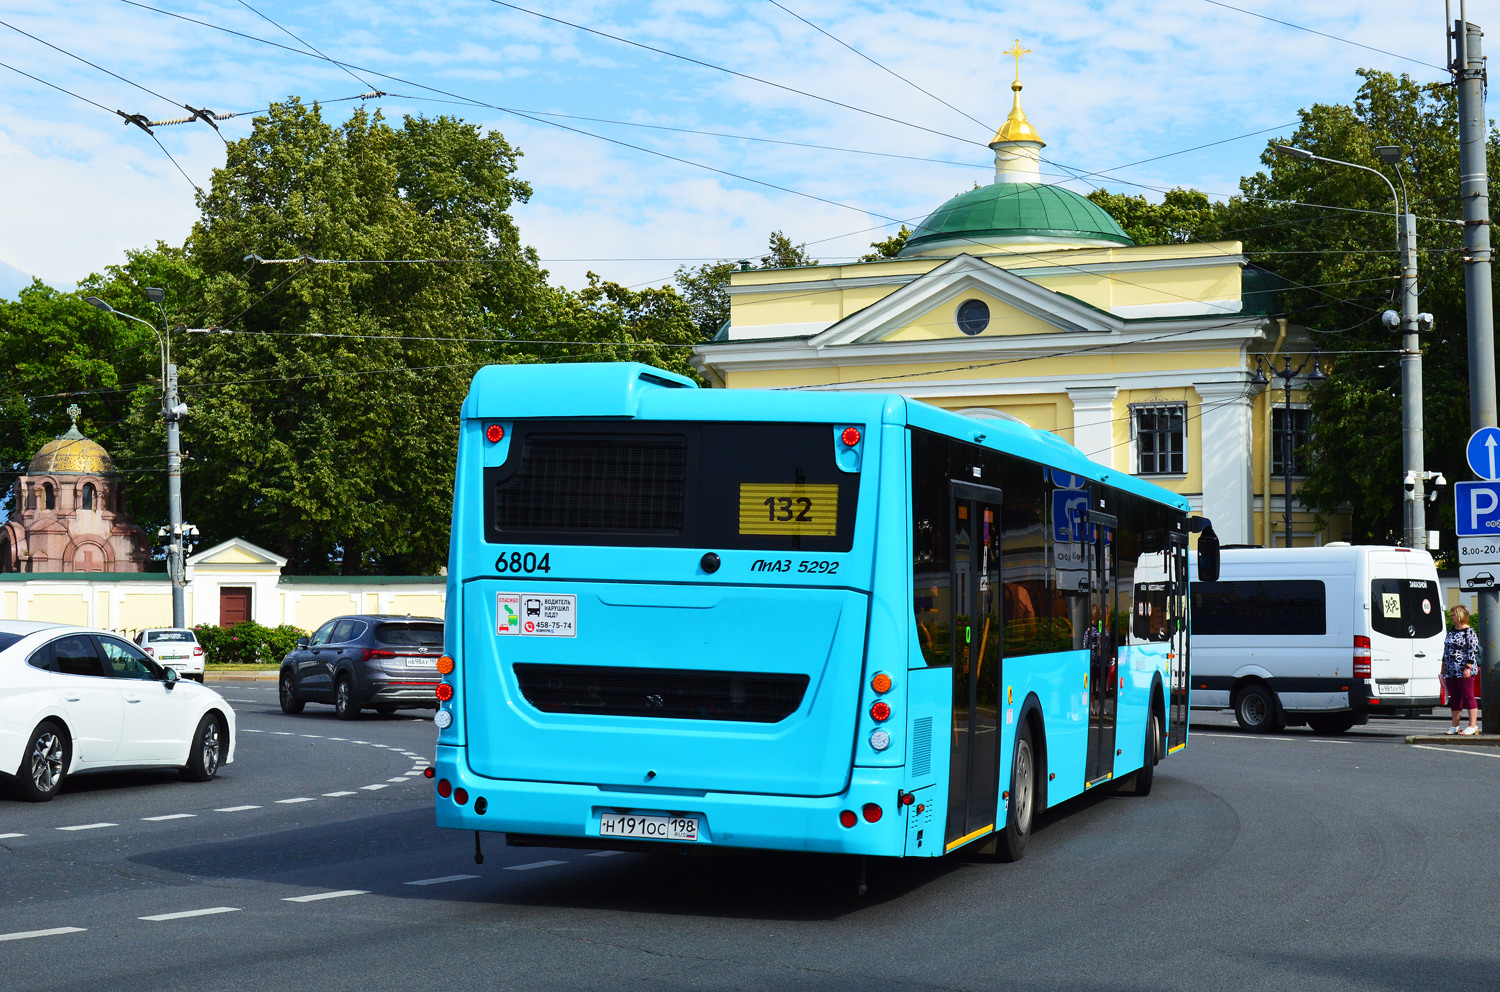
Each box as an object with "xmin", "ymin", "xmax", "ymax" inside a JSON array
[{"xmin": 278, "ymin": 615, "xmax": 444, "ymax": 719}]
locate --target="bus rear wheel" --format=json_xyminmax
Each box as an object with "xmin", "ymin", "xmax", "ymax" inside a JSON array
[
  {"xmin": 995, "ymin": 723, "xmax": 1036, "ymax": 863},
  {"xmin": 1233, "ymin": 684, "xmax": 1282, "ymax": 734},
  {"xmin": 1123, "ymin": 713, "xmax": 1159, "ymax": 797}
]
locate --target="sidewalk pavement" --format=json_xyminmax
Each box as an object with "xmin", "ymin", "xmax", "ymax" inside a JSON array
[{"xmin": 1405, "ymin": 732, "xmax": 1500, "ymax": 746}]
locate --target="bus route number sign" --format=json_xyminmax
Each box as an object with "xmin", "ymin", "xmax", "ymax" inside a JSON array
[{"xmin": 738, "ymin": 483, "xmax": 838, "ymax": 536}]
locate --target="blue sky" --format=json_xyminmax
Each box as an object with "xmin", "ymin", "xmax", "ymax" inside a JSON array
[{"xmin": 0, "ymin": 1, "xmax": 1468, "ymax": 298}]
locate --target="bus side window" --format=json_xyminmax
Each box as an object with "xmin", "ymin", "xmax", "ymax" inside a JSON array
[{"xmin": 912, "ymin": 430, "xmax": 951, "ymax": 666}]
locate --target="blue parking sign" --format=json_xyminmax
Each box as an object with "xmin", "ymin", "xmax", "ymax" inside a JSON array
[
  {"xmin": 1053, "ymin": 489, "xmax": 1089, "ymax": 542},
  {"xmin": 1455, "ymin": 481, "xmax": 1500, "ymax": 536}
]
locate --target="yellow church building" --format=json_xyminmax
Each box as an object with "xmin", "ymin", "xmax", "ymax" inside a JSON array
[{"xmin": 692, "ymin": 51, "xmax": 1347, "ymax": 548}]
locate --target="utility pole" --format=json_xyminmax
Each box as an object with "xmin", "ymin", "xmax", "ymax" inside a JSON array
[
  {"xmin": 1455, "ymin": 15, "xmax": 1499, "ymax": 733},
  {"xmin": 1398, "ymin": 211, "xmax": 1427, "ymax": 549},
  {"xmin": 164, "ymin": 361, "xmax": 187, "ymax": 628}
]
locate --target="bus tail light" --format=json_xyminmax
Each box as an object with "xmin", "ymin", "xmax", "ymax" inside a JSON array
[
  {"xmin": 840, "ymin": 427, "xmax": 861, "ymax": 447},
  {"xmin": 486, "ymin": 424, "xmax": 505, "ymax": 443},
  {"xmin": 453, "ymin": 788, "xmax": 469, "ymax": 806},
  {"xmin": 423, "ymin": 767, "xmax": 435, "ymax": 779},
  {"xmin": 1353, "ymin": 636, "xmax": 1371, "ymax": 678},
  {"xmin": 436, "ymin": 682, "xmax": 454, "ymax": 702},
  {"xmin": 437, "ymin": 779, "xmax": 452, "ymax": 798},
  {"xmin": 870, "ymin": 672, "xmax": 892, "ymax": 694},
  {"xmin": 839, "ymin": 810, "xmax": 857, "ymax": 828},
  {"xmin": 861, "ymin": 803, "xmax": 882, "ymax": 823},
  {"xmin": 869, "ymin": 701, "xmax": 891, "ymax": 722}
]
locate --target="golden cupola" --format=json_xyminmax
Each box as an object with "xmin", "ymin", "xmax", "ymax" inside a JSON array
[
  {"xmin": 26, "ymin": 405, "xmax": 117, "ymax": 476},
  {"xmin": 989, "ymin": 39, "xmax": 1046, "ymax": 184}
]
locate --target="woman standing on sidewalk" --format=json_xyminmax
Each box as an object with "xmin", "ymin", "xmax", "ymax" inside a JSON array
[{"xmin": 1442, "ymin": 605, "xmax": 1481, "ymax": 736}]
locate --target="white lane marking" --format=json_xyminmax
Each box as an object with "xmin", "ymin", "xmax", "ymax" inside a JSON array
[
  {"xmin": 322, "ymin": 791, "xmax": 356, "ymax": 797},
  {"xmin": 326, "ymin": 737, "xmax": 347, "ymax": 741},
  {"xmin": 223, "ymin": 699, "xmax": 257, "ymax": 703},
  {"xmin": 506, "ymin": 860, "xmax": 566, "ymax": 871},
  {"xmin": 0, "ymin": 832, "xmax": 26, "ymax": 839},
  {"xmin": 404, "ymin": 874, "xmax": 479, "ymax": 886},
  {"xmin": 269, "ymin": 732, "xmax": 294, "ymax": 736},
  {"xmin": 56, "ymin": 823, "xmax": 115, "ymax": 832},
  {"xmin": 142, "ymin": 814, "xmax": 196, "ymax": 822},
  {"xmin": 275, "ymin": 798, "xmax": 316, "ymax": 804},
  {"xmin": 139, "ymin": 907, "xmax": 240, "ymax": 922},
  {"xmin": 300, "ymin": 735, "xmax": 324, "ymax": 739},
  {"xmin": 0, "ymin": 927, "xmax": 86, "ymax": 942},
  {"xmin": 215, "ymin": 805, "xmax": 261, "ymax": 813},
  {"xmin": 1191, "ymin": 732, "xmax": 1356, "ymax": 745},
  {"xmin": 241, "ymin": 729, "xmax": 264, "ymax": 734},
  {"xmin": 586, "ymin": 851, "xmax": 624, "ymax": 858},
  {"xmin": 386, "ymin": 777, "xmax": 408, "ymax": 783},
  {"xmin": 360, "ymin": 784, "xmax": 388, "ymax": 791},
  {"xmin": 403, "ymin": 771, "xmax": 424, "ymax": 777},
  {"xmin": 1413, "ymin": 744, "xmax": 1500, "ymax": 758},
  {"xmin": 282, "ymin": 890, "xmax": 368, "ymax": 903}
]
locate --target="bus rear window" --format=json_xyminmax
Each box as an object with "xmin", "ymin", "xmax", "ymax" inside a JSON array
[
  {"xmin": 484, "ymin": 421, "xmax": 857, "ymax": 552},
  {"xmin": 1369, "ymin": 579, "xmax": 1443, "ymax": 639}
]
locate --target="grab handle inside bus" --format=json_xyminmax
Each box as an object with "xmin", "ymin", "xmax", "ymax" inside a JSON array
[{"xmin": 1191, "ymin": 517, "xmax": 1220, "ymax": 583}]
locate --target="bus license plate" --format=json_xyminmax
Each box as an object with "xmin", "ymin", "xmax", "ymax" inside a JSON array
[{"xmin": 598, "ymin": 813, "xmax": 699, "ymax": 842}]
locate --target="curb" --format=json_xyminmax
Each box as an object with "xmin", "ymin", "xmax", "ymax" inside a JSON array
[
  {"xmin": 1405, "ymin": 734, "xmax": 1500, "ymax": 747},
  {"xmin": 206, "ymin": 670, "xmax": 279, "ymax": 682}
]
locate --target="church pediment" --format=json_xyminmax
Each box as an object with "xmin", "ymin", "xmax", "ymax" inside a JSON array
[{"xmin": 808, "ymin": 253, "xmax": 1119, "ymax": 347}]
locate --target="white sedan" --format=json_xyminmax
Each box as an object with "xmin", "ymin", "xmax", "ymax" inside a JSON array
[
  {"xmin": 0, "ymin": 620, "xmax": 236, "ymax": 802},
  {"xmin": 134, "ymin": 628, "xmax": 206, "ymax": 681}
]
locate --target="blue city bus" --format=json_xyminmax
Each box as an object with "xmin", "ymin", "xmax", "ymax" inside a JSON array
[{"xmin": 434, "ymin": 362, "xmax": 1219, "ymax": 863}]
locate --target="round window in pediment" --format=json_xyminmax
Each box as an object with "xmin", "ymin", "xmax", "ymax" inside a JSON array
[{"xmin": 956, "ymin": 299, "xmax": 990, "ymax": 336}]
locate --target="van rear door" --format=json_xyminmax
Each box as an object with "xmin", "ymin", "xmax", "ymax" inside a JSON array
[{"xmin": 1365, "ymin": 552, "xmax": 1444, "ymax": 704}]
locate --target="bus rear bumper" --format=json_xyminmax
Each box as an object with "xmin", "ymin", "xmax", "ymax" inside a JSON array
[{"xmin": 433, "ymin": 746, "xmax": 910, "ymax": 857}]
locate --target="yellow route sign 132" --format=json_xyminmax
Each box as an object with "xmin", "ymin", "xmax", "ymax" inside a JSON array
[{"xmin": 738, "ymin": 483, "xmax": 839, "ymax": 536}]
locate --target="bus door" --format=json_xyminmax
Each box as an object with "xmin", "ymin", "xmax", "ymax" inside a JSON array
[
  {"xmin": 945, "ymin": 482, "xmax": 1004, "ymax": 849},
  {"xmin": 1167, "ymin": 528, "xmax": 1190, "ymax": 750},
  {"xmin": 1085, "ymin": 504, "xmax": 1118, "ymax": 786}
]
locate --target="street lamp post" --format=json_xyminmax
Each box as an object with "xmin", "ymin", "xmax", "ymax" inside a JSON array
[
  {"xmin": 1274, "ymin": 144, "xmax": 1434, "ymax": 548},
  {"xmin": 84, "ymin": 292, "xmax": 194, "ymax": 627},
  {"xmin": 1253, "ymin": 352, "xmax": 1326, "ymax": 547}
]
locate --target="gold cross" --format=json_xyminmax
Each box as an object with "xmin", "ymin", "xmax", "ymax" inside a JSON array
[{"xmin": 1003, "ymin": 39, "xmax": 1030, "ymax": 82}]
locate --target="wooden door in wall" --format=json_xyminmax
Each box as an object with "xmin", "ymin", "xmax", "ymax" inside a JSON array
[{"xmin": 219, "ymin": 586, "xmax": 252, "ymax": 626}]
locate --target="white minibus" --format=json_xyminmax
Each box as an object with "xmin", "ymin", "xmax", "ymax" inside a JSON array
[{"xmin": 1188, "ymin": 545, "xmax": 1445, "ymax": 733}]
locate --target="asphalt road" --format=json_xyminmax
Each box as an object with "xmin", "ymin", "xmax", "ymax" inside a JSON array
[{"xmin": 2, "ymin": 691, "xmax": 1497, "ymax": 992}]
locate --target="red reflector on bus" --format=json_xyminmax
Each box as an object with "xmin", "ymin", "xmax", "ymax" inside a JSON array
[
  {"xmin": 437, "ymin": 779, "xmax": 452, "ymax": 798},
  {"xmin": 899, "ymin": 792, "xmax": 915, "ymax": 806},
  {"xmin": 486, "ymin": 424, "xmax": 505, "ymax": 443},
  {"xmin": 436, "ymin": 683, "xmax": 454, "ymax": 702},
  {"xmin": 870, "ymin": 701, "xmax": 891, "ymax": 722},
  {"xmin": 861, "ymin": 803, "xmax": 882, "ymax": 823},
  {"xmin": 841, "ymin": 427, "xmax": 861, "ymax": 447},
  {"xmin": 454, "ymin": 788, "xmax": 469, "ymax": 805},
  {"xmin": 839, "ymin": 810, "xmax": 857, "ymax": 828},
  {"xmin": 423, "ymin": 767, "xmax": 435, "ymax": 779}
]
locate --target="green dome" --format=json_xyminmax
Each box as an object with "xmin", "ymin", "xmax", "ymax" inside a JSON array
[{"xmin": 900, "ymin": 183, "xmax": 1134, "ymax": 254}]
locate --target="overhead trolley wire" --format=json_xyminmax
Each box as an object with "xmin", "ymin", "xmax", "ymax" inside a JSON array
[
  {"xmin": 231, "ymin": 0, "xmax": 379, "ymax": 92},
  {"xmin": 1198, "ymin": 0, "xmax": 1448, "ymax": 73},
  {"xmin": 763, "ymin": 0, "xmax": 993, "ymax": 132}
]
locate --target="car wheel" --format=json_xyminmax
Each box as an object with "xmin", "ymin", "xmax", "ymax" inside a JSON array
[
  {"xmin": 374, "ymin": 704, "xmax": 397, "ymax": 717},
  {"xmin": 182, "ymin": 713, "xmax": 226, "ymax": 782},
  {"xmin": 1306, "ymin": 712, "xmax": 1356, "ymax": 735},
  {"xmin": 995, "ymin": 722, "xmax": 1036, "ymax": 863},
  {"xmin": 335, "ymin": 676, "xmax": 360, "ymax": 721},
  {"xmin": 12, "ymin": 720, "xmax": 69, "ymax": 802},
  {"xmin": 1123, "ymin": 713, "xmax": 1159, "ymax": 797},
  {"xmin": 1233, "ymin": 684, "xmax": 1281, "ymax": 733},
  {"xmin": 279, "ymin": 671, "xmax": 305, "ymax": 715}
]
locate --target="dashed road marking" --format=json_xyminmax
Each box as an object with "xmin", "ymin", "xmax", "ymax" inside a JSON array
[
  {"xmin": 300, "ymin": 735, "xmax": 324, "ymax": 739},
  {"xmin": 269, "ymin": 732, "xmax": 294, "ymax": 736},
  {"xmin": 322, "ymin": 791, "xmax": 356, "ymax": 797},
  {"xmin": 215, "ymin": 805, "xmax": 261, "ymax": 813},
  {"xmin": 142, "ymin": 814, "xmax": 196, "ymax": 822},
  {"xmin": 241, "ymin": 729, "xmax": 264, "ymax": 734},
  {"xmin": 1413, "ymin": 744, "xmax": 1500, "ymax": 758},
  {"xmin": 350, "ymin": 741, "xmax": 368, "ymax": 745},
  {"xmin": 403, "ymin": 771, "xmax": 424, "ymax": 777},
  {"xmin": 139, "ymin": 907, "xmax": 240, "ymax": 922},
  {"xmin": 506, "ymin": 860, "xmax": 566, "ymax": 871},
  {"xmin": 386, "ymin": 777, "xmax": 408, "ymax": 783},
  {"xmin": 0, "ymin": 927, "xmax": 86, "ymax": 942},
  {"xmin": 275, "ymin": 798, "xmax": 316, "ymax": 804},
  {"xmin": 0, "ymin": 832, "xmax": 26, "ymax": 840},
  {"xmin": 586, "ymin": 851, "xmax": 624, "ymax": 858},
  {"xmin": 405, "ymin": 874, "xmax": 479, "ymax": 886},
  {"xmin": 360, "ymin": 784, "xmax": 388, "ymax": 791},
  {"xmin": 283, "ymin": 890, "xmax": 368, "ymax": 903},
  {"xmin": 56, "ymin": 823, "xmax": 115, "ymax": 832},
  {"xmin": 326, "ymin": 737, "xmax": 347, "ymax": 741}
]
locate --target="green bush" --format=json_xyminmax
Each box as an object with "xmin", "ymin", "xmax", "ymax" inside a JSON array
[{"xmin": 194, "ymin": 621, "xmax": 306, "ymax": 666}]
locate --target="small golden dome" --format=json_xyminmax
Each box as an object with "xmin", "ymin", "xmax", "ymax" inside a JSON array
[
  {"xmin": 991, "ymin": 38, "xmax": 1044, "ymax": 146},
  {"xmin": 27, "ymin": 406, "xmax": 116, "ymax": 476}
]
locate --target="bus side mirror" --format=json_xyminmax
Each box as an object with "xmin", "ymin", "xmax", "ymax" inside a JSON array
[{"xmin": 1195, "ymin": 520, "xmax": 1221, "ymax": 584}]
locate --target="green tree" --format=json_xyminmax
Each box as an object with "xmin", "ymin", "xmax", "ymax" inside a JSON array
[
  {"xmin": 760, "ymin": 230, "xmax": 818, "ymax": 269},
  {"xmin": 859, "ymin": 225, "xmax": 911, "ymax": 261},
  {"xmin": 672, "ymin": 231, "xmax": 824, "ymax": 340},
  {"xmin": 1086, "ymin": 189, "xmax": 1224, "ymax": 246}
]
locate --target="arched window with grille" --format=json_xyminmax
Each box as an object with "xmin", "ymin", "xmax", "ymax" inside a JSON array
[
  {"xmin": 81, "ymin": 483, "xmax": 96, "ymax": 510},
  {"xmin": 43, "ymin": 482, "xmax": 55, "ymax": 510}
]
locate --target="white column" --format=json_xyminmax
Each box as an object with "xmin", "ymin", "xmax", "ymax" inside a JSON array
[
  {"xmin": 1066, "ymin": 386, "xmax": 1120, "ymax": 470},
  {"xmin": 1193, "ymin": 380, "xmax": 1254, "ymax": 545}
]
